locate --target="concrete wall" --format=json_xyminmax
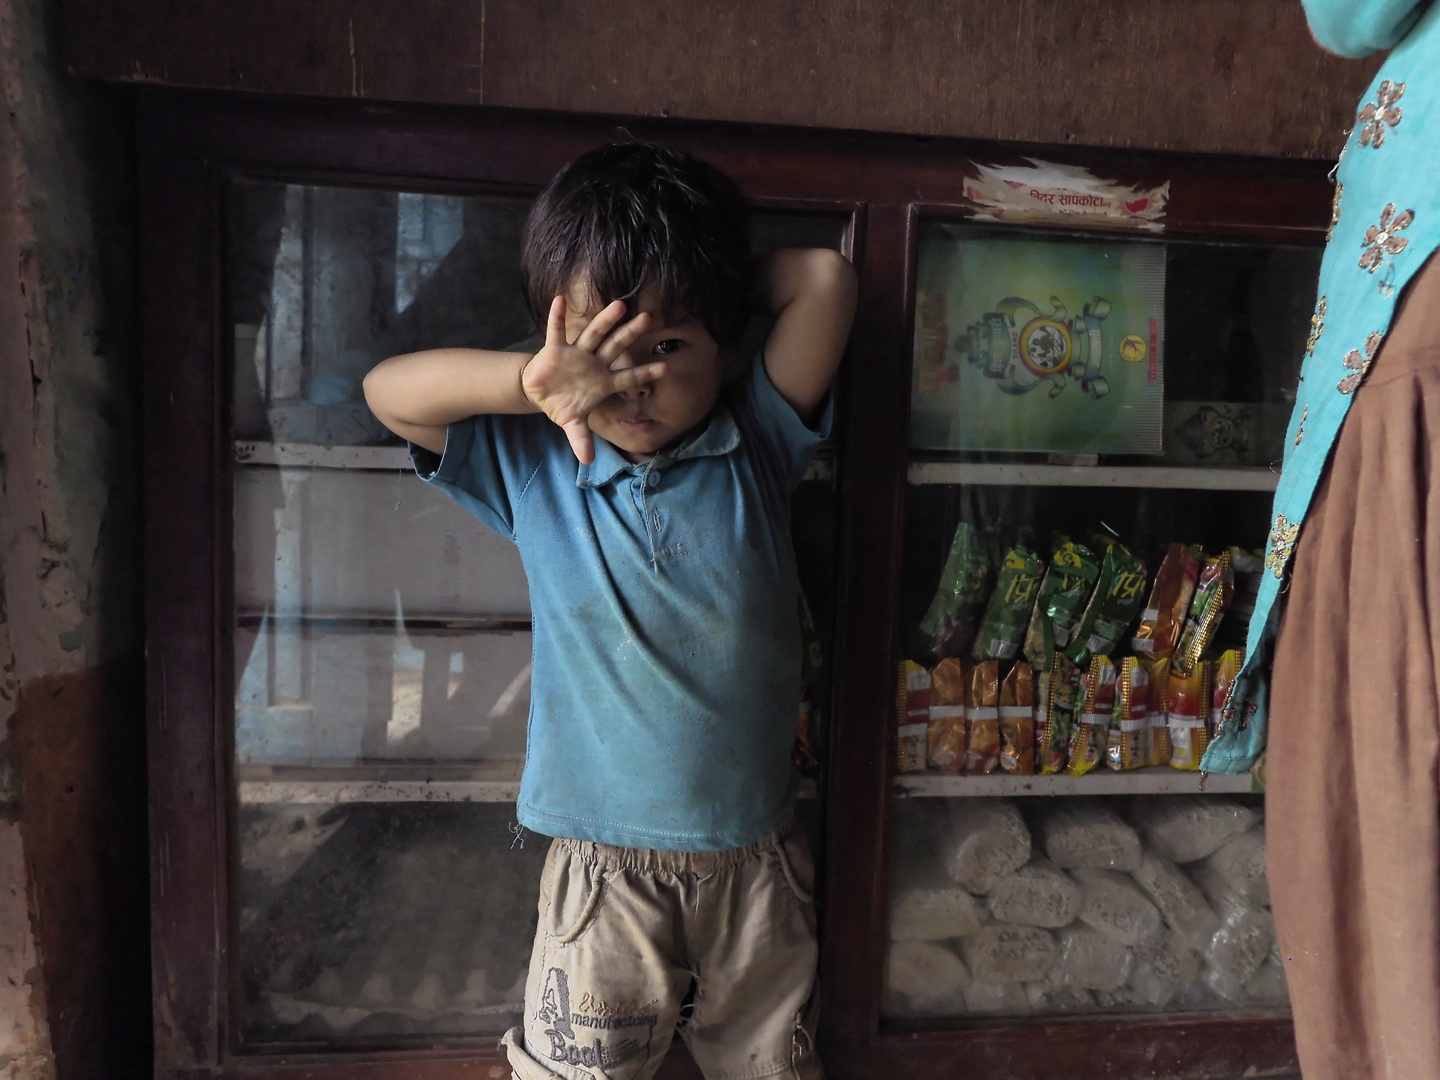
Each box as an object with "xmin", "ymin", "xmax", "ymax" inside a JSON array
[{"xmin": 0, "ymin": 0, "xmax": 147, "ymax": 1075}]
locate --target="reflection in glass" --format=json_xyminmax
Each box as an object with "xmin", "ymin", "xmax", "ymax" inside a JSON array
[
  {"xmin": 227, "ymin": 180, "xmax": 847, "ymax": 1047},
  {"xmin": 883, "ymin": 795, "xmax": 1285, "ymax": 1021}
]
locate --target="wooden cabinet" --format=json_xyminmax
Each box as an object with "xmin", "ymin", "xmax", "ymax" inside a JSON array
[{"xmin": 141, "ymin": 89, "xmax": 1326, "ymax": 1078}]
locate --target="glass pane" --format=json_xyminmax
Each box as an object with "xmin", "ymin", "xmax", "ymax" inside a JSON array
[
  {"xmin": 227, "ymin": 180, "xmax": 847, "ymax": 1047},
  {"xmin": 890, "ymin": 223, "xmax": 1308, "ymax": 1026},
  {"xmin": 883, "ymin": 794, "xmax": 1282, "ymax": 1020},
  {"xmin": 910, "ymin": 222, "xmax": 1321, "ymax": 467}
]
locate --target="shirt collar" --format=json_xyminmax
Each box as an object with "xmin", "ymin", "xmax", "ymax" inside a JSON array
[{"xmin": 575, "ymin": 403, "xmax": 741, "ymax": 489}]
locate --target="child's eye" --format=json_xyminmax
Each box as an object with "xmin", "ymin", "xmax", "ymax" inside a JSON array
[{"xmin": 652, "ymin": 339, "xmax": 684, "ymax": 356}]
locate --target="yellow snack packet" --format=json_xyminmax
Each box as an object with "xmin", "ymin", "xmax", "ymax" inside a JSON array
[
  {"xmin": 896, "ymin": 660, "xmax": 931, "ymax": 774},
  {"xmin": 1066, "ymin": 655, "xmax": 1116, "ymax": 777}
]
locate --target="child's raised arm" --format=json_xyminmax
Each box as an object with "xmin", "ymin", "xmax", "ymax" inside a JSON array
[
  {"xmin": 363, "ymin": 297, "xmax": 666, "ymax": 462},
  {"xmin": 760, "ymin": 248, "xmax": 858, "ymax": 420}
]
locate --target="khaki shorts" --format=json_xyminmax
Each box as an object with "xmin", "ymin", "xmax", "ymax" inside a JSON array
[{"xmin": 501, "ymin": 824, "xmax": 822, "ymax": 1080}]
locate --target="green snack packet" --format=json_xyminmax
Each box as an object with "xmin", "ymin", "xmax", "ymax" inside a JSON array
[
  {"xmin": 1064, "ymin": 542, "xmax": 1149, "ymax": 667},
  {"xmin": 919, "ymin": 521, "xmax": 994, "ymax": 659},
  {"xmin": 971, "ymin": 546, "xmax": 1044, "ymax": 661},
  {"xmin": 1037, "ymin": 652, "xmax": 1082, "ymax": 775},
  {"xmin": 1022, "ymin": 541, "xmax": 1101, "ymax": 668}
]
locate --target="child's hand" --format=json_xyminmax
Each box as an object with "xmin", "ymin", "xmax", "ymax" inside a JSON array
[{"xmin": 521, "ymin": 296, "xmax": 668, "ymax": 463}]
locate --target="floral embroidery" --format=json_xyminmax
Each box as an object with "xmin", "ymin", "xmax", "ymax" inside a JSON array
[
  {"xmin": 1266, "ymin": 514, "xmax": 1300, "ymax": 580},
  {"xmin": 1338, "ymin": 331, "xmax": 1384, "ymax": 394},
  {"xmin": 1327, "ymin": 183, "xmax": 1343, "ymax": 243},
  {"xmin": 1359, "ymin": 202, "xmax": 1414, "ymax": 274},
  {"xmin": 1357, "ymin": 80, "xmax": 1405, "ymax": 148},
  {"xmin": 1306, "ymin": 297, "xmax": 1326, "ymax": 356},
  {"xmin": 1294, "ymin": 404, "xmax": 1307, "ymax": 446}
]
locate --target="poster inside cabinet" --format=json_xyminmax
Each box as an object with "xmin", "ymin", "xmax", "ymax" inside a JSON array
[{"xmin": 912, "ymin": 225, "xmax": 1166, "ymax": 455}]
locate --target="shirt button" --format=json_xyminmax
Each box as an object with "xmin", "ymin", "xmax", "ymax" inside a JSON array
[{"xmin": 647, "ymin": 472, "xmax": 661, "ymax": 488}]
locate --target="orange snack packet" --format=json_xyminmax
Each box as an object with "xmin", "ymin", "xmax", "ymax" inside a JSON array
[
  {"xmin": 999, "ymin": 663, "xmax": 1035, "ymax": 775},
  {"xmin": 927, "ymin": 657, "xmax": 968, "ymax": 772},
  {"xmin": 1166, "ymin": 661, "xmax": 1212, "ymax": 770},
  {"xmin": 963, "ymin": 660, "xmax": 1001, "ymax": 774},
  {"xmin": 1106, "ymin": 656, "xmax": 1151, "ymax": 771},
  {"xmin": 896, "ymin": 661, "xmax": 931, "ymax": 774},
  {"xmin": 1174, "ymin": 551, "xmax": 1234, "ymax": 675},
  {"xmin": 1142, "ymin": 658, "xmax": 1172, "ymax": 766},
  {"xmin": 1132, "ymin": 543, "xmax": 1201, "ymax": 662},
  {"xmin": 1066, "ymin": 655, "xmax": 1116, "ymax": 777}
]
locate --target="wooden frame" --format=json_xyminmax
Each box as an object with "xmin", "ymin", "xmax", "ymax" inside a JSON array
[{"xmin": 141, "ymin": 87, "xmax": 1328, "ymax": 1078}]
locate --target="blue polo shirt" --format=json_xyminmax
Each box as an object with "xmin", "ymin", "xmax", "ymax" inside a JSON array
[{"xmin": 414, "ymin": 356, "xmax": 828, "ymax": 850}]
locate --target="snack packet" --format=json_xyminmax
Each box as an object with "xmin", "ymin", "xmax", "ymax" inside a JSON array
[
  {"xmin": 1132, "ymin": 544, "xmax": 1201, "ymax": 662},
  {"xmin": 1037, "ymin": 653, "xmax": 1083, "ymax": 775},
  {"xmin": 999, "ymin": 663, "xmax": 1035, "ymax": 775},
  {"xmin": 1066, "ymin": 656, "xmax": 1116, "ymax": 777},
  {"xmin": 1065, "ymin": 543, "xmax": 1148, "ymax": 668},
  {"xmin": 1166, "ymin": 661, "xmax": 1212, "ymax": 770},
  {"xmin": 927, "ymin": 657, "xmax": 967, "ymax": 772},
  {"xmin": 919, "ymin": 522, "xmax": 993, "ymax": 659},
  {"xmin": 972, "ymin": 546, "xmax": 1044, "ymax": 661},
  {"xmin": 963, "ymin": 660, "xmax": 1001, "ymax": 774},
  {"xmin": 1211, "ymin": 649, "xmax": 1244, "ymax": 739},
  {"xmin": 1106, "ymin": 656, "xmax": 1151, "ymax": 771},
  {"xmin": 1023, "ymin": 541, "xmax": 1102, "ymax": 667},
  {"xmin": 1143, "ymin": 658, "xmax": 1172, "ymax": 767},
  {"xmin": 896, "ymin": 661, "xmax": 931, "ymax": 773},
  {"xmin": 1174, "ymin": 551, "xmax": 1234, "ymax": 675}
]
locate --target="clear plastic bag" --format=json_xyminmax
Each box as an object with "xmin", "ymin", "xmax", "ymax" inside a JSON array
[
  {"xmin": 1199, "ymin": 826, "xmax": 1269, "ymax": 906},
  {"xmin": 1045, "ymin": 924, "xmax": 1134, "ymax": 991},
  {"xmin": 1130, "ymin": 851, "xmax": 1220, "ymax": 950},
  {"xmin": 1073, "ymin": 866, "xmax": 1163, "ymax": 946},
  {"xmin": 945, "ymin": 799, "xmax": 1032, "ymax": 894},
  {"xmin": 1135, "ymin": 796, "xmax": 1258, "ymax": 864},
  {"xmin": 988, "ymin": 859, "xmax": 1082, "ymax": 929},
  {"xmin": 1201, "ymin": 899, "xmax": 1275, "ymax": 988},
  {"xmin": 1128, "ymin": 930, "xmax": 1201, "ymax": 1008},
  {"xmin": 960, "ymin": 924, "xmax": 1059, "ymax": 983},
  {"xmin": 883, "ymin": 940, "xmax": 970, "ymax": 1016},
  {"xmin": 1041, "ymin": 800, "xmax": 1142, "ymax": 872},
  {"xmin": 889, "ymin": 886, "xmax": 985, "ymax": 941},
  {"xmin": 963, "ymin": 978, "xmax": 1032, "ymax": 1014}
]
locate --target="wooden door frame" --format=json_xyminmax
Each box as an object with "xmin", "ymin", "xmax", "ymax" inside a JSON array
[{"xmin": 140, "ymin": 87, "xmax": 1326, "ymax": 1078}]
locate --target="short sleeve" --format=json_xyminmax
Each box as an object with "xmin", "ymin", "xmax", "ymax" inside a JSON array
[
  {"xmin": 410, "ymin": 413, "xmax": 555, "ymax": 540},
  {"xmin": 1302, "ymin": 0, "xmax": 1427, "ymax": 56},
  {"xmin": 725, "ymin": 353, "xmax": 833, "ymax": 492}
]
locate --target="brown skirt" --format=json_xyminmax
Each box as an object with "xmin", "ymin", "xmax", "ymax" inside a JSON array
[{"xmin": 1269, "ymin": 254, "xmax": 1440, "ymax": 1080}]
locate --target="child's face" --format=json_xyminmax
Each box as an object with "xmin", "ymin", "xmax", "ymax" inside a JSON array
[{"xmin": 565, "ymin": 281, "xmax": 725, "ymax": 463}]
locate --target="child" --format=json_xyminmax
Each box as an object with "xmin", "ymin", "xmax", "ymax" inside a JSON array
[{"xmin": 363, "ymin": 141, "xmax": 855, "ymax": 1080}]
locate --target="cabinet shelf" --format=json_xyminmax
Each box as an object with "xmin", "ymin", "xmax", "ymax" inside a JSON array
[
  {"xmin": 895, "ymin": 765, "xmax": 1255, "ymax": 798},
  {"xmin": 235, "ymin": 441, "xmax": 835, "ymax": 481},
  {"xmin": 907, "ymin": 461, "xmax": 1278, "ymax": 491},
  {"xmin": 237, "ymin": 762, "xmax": 820, "ymax": 804}
]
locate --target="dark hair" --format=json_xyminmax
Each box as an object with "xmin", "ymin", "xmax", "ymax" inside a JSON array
[{"xmin": 521, "ymin": 141, "xmax": 753, "ymax": 347}]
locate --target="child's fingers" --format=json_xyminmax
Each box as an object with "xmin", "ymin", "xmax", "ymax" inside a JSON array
[
  {"xmin": 561, "ymin": 418, "xmax": 596, "ymax": 464},
  {"xmin": 574, "ymin": 300, "xmax": 629, "ymax": 353},
  {"xmin": 596, "ymin": 311, "xmax": 652, "ymax": 366},
  {"xmin": 544, "ymin": 295, "xmax": 567, "ymax": 348},
  {"xmin": 611, "ymin": 362, "xmax": 667, "ymax": 392}
]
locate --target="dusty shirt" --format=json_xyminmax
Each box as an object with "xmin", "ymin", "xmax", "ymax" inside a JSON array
[{"xmin": 414, "ymin": 357, "xmax": 828, "ymax": 849}]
